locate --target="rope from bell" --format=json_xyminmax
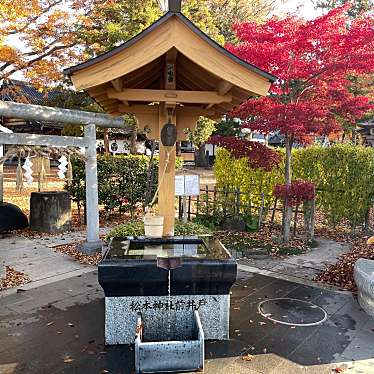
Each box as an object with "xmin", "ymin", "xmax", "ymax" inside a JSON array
[{"xmin": 145, "ymin": 147, "xmax": 173, "ymax": 214}]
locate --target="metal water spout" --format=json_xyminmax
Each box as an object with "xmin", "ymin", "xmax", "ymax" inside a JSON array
[{"xmin": 157, "ymin": 257, "xmax": 182, "ymax": 270}]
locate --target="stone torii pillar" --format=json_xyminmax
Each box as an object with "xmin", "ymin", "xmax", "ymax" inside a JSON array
[
  {"xmin": 0, "ymin": 124, "xmax": 13, "ymax": 204},
  {"xmin": 0, "ymin": 100, "xmax": 127, "ymax": 253}
]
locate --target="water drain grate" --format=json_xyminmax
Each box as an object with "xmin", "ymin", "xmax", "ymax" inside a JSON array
[{"xmin": 258, "ymin": 298, "xmax": 327, "ymax": 326}]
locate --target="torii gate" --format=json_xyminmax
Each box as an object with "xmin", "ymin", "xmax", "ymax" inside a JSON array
[
  {"xmin": 0, "ymin": 100, "xmax": 128, "ymax": 252},
  {"xmin": 64, "ymin": 0, "xmax": 277, "ymax": 236}
]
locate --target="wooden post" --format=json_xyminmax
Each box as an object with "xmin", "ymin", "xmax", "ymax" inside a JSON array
[
  {"xmin": 182, "ymin": 196, "xmax": 188, "ymax": 223},
  {"xmin": 293, "ymin": 204, "xmax": 299, "ymax": 236},
  {"xmin": 235, "ymin": 187, "xmax": 241, "ymax": 215},
  {"xmin": 303, "ymin": 199, "xmax": 315, "ymax": 243},
  {"xmin": 205, "ymin": 184, "xmax": 209, "ymax": 217},
  {"xmin": 270, "ymin": 198, "xmax": 278, "ymax": 228},
  {"xmin": 188, "ymin": 196, "xmax": 191, "ymax": 220},
  {"xmin": 82, "ymin": 124, "xmax": 101, "ymax": 250},
  {"xmin": 158, "ymin": 105, "xmax": 176, "ymax": 236},
  {"xmin": 258, "ymin": 192, "xmax": 265, "ymax": 229},
  {"xmin": 103, "ymin": 128, "xmax": 110, "ymax": 154},
  {"xmin": 0, "ymin": 144, "xmax": 3, "ymax": 204},
  {"xmin": 213, "ymin": 186, "xmax": 217, "ymax": 216}
]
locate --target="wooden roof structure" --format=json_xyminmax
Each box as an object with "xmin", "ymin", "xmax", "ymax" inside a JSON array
[
  {"xmin": 64, "ymin": 3, "xmax": 276, "ymax": 236},
  {"xmin": 65, "ymin": 11, "xmax": 276, "ymax": 121}
]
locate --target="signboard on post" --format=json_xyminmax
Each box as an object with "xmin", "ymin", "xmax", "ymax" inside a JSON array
[
  {"xmin": 175, "ymin": 174, "xmax": 200, "ymax": 196},
  {"xmin": 175, "ymin": 174, "xmax": 200, "ymax": 223}
]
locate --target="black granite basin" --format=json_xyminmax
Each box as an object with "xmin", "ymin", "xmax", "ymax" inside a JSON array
[{"xmin": 98, "ymin": 236, "xmax": 237, "ymax": 297}]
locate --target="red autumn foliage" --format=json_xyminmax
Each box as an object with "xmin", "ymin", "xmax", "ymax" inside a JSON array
[
  {"xmin": 227, "ymin": 4, "xmax": 374, "ymax": 142},
  {"xmin": 274, "ymin": 180, "xmax": 316, "ymax": 206},
  {"xmin": 209, "ymin": 135, "xmax": 281, "ymax": 171}
]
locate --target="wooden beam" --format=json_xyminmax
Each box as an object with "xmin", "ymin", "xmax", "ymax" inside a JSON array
[
  {"xmin": 178, "ymin": 54, "xmax": 217, "ymax": 88},
  {"xmin": 107, "ymin": 88, "xmax": 232, "ymax": 104},
  {"xmin": 0, "ymin": 132, "xmax": 89, "ymax": 148},
  {"xmin": 111, "ymin": 78, "xmax": 123, "ymax": 92},
  {"xmin": 177, "ymin": 69, "xmax": 208, "ymax": 91},
  {"xmin": 87, "ymin": 84, "xmax": 111, "ymax": 96},
  {"xmin": 178, "ymin": 106, "xmax": 215, "ymax": 116},
  {"xmin": 166, "ymin": 47, "xmax": 178, "ymax": 62},
  {"xmin": 118, "ymin": 104, "xmax": 215, "ymax": 117},
  {"xmin": 217, "ymin": 80, "xmax": 233, "ymax": 96},
  {"xmin": 119, "ymin": 104, "xmax": 159, "ymax": 115}
]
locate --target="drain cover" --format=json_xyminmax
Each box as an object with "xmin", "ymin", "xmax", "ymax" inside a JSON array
[{"xmin": 258, "ymin": 298, "xmax": 327, "ymax": 326}]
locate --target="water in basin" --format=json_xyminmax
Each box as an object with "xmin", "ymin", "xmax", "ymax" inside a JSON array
[{"xmin": 107, "ymin": 236, "xmax": 230, "ymax": 261}]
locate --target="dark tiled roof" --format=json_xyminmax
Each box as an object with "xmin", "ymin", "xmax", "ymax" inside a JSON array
[{"xmin": 0, "ymin": 79, "xmax": 63, "ymax": 105}]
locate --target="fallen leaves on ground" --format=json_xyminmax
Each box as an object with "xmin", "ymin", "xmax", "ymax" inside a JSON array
[
  {"xmin": 242, "ymin": 354, "xmax": 254, "ymax": 361},
  {"xmin": 0, "ymin": 266, "xmax": 30, "ymax": 290},
  {"xmin": 315, "ymin": 238, "xmax": 374, "ymax": 292},
  {"xmin": 54, "ymin": 244, "xmax": 102, "ymax": 266},
  {"xmin": 333, "ymin": 367, "xmax": 346, "ymax": 373},
  {"xmin": 63, "ymin": 356, "xmax": 74, "ymax": 364},
  {"xmin": 216, "ymin": 227, "xmax": 308, "ymax": 257}
]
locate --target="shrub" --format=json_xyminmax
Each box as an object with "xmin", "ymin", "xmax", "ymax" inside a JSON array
[
  {"xmin": 215, "ymin": 144, "xmax": 374, "ymax": 229},
  {"xmin": 214, "ymin": 147, "xmax": 284, "ymax": 208},
  {"xmin": 65, "ymin": 154, "xmax": 183, "ymax": 217},
  {"xmin": 273, "ymin": 180, "xmax": 315, "ymax": 206},
  {"xmin": 293, "ymin": 144, "xmax": 374, "ymax": 228},
  {"xmin": 106, "ymin": 219, "xmax": 212, "ymax": 240}
]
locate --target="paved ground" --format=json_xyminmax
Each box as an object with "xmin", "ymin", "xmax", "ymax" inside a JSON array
[
  {"xmin": 0, "ymin": 269, "xmax": 373, "ymax": 374},
  {"xmin": 0, "ymin": 229, "xmax": 111, "ymax": 292},
  {"xmin": 233, "ymin": 238, "xmax": 351, "ymax": 287}
]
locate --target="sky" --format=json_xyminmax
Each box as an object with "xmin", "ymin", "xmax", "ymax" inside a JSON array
[{"xmin": 279, "ymin": 0, "xmax": 324, "ymax": 19}]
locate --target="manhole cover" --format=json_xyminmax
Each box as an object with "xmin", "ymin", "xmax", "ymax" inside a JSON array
[{"xmin": 258, "ymin": 298, "xmax": 327, "ymax": 326}]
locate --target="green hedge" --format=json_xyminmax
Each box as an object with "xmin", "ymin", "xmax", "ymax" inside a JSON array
[
  {"xmin": 214, "ymin": 148, "xmax": 284, "ymax": 208},
  {"xmin": 214, "ymin": 144, "xmax": 374, "ymax": 229},
  {"xmin": 106, "ymin": 219, "xmax": 212, "ymax": 239},
  {"xmin": 65, "ymin": 154, "xmax": 183, "ymax": 217},
  {"xmin": 293, "ymin": 144, "xmax": 374, "ymax": 228}
]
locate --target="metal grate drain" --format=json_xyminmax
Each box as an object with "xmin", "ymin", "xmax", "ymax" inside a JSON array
[{"xmin": 258, "ymin": 298, "xmax": 328, "ymax": 327}]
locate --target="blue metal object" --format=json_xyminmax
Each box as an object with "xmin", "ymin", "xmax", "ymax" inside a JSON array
[{"xmin": 135, "ymin": 311, "xmax": 204, "ymax": 373}]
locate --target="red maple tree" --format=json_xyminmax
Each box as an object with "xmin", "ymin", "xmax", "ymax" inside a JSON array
[{"xmin": 227, "ymin": 4, "xmax": 374, "ymax": 241}]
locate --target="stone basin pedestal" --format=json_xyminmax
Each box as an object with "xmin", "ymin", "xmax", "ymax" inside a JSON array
[{"xmin": 98, "ymin": 236, "xmax": 237, "ymax": 345}]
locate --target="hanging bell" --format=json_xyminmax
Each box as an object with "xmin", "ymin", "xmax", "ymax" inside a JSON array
[{"xmin": 160, "ymin": 123, "xmax": 177, "ymax": 146}]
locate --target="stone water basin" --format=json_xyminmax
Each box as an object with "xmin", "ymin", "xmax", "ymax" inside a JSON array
[
  {"xmin": 99, "ymin": 236, "xmax": 237, "ymax": 297},
  {"xmin": 98, "ymin": 236, "xmax": 237, "ymax": 345}
]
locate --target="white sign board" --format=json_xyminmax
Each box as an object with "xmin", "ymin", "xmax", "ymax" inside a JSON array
[
  {"xmin": 175, "ymin": 174, "xmax": 200, "ymax": 196},
  {"xmin": 175, "ymin": 175, "xmax": 185, "ymax": 196}
]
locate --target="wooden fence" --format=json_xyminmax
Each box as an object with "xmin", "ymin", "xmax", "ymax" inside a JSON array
[{"xmin": 177, "ymin": 185, "xmax": 306, "ymax": 234}]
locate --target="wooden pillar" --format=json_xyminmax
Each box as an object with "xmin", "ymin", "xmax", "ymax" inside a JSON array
[
  {"xmin": 157, "ymin": 48, "xmax": 178, "ymax": 236},
  {"xmin": 158, "ymin": 105, "xmax": 176, "ymax": 236}
]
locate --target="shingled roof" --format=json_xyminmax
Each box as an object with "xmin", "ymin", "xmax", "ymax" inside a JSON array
[{"xmin": 0, "ymin": 79, "xmax": 63, "ymax": 105}]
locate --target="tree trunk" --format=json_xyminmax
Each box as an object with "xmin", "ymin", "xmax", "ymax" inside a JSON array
[{"xmin": 282, "ymin": 136, "xmax": 293, "ymax": 243}]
